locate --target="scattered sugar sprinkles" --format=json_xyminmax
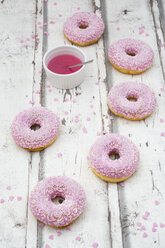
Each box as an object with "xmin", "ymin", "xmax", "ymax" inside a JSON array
[
  {"xmin": 92, "ymin": 242, "xmax": 99, "ymax": 248},
  {"xmin": 75, "ymin": 236, "xmax": 81, "ymax": 241},
  {"xmin": 48, "ymin": 235, "xmax": 54, "ymax": 240},
  {"xmin": 143, "ymin": 232, "xmax": 148, "ymax": 238}
]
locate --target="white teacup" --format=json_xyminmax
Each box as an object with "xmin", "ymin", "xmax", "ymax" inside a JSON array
[{"xmin": 43, "ymin": 45, "xmax": 87, "ymax": 89}]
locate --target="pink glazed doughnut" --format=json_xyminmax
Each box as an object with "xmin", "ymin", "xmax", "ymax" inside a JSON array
[
  {"xmin": 30, "ymin": 176, "xmax": 86, "ymax": 227},
  {"xmin": 108, "ymin": 39, "xmax": 154, "ymax": 74},
  {"xmin": 108, "ymin": 82, "xmax": 156, "ymax": 120},
  {"xmin": 88, "ymin": 134, "xmax": 140, "ymax": 182},
  {"xmin": 11, "ymin": 107, "xmax": 60, "ymax": 151},
  {"xmin": 63, "ymin": 12, "xmax": 104, "ymax": 46}
]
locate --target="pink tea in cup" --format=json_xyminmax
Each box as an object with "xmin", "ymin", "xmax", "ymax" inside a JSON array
[{"xmin": 47, "ymin": 54, "xmax": 82, "ymax": 74}]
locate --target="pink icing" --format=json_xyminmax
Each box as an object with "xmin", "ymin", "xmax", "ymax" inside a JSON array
[
  {"xmin": 108, "ymin": 82, "xmax": 156, "ymax": 119},
  {"xmin": 63, "ymin": 12, "xmax": 104, "ymax": 44},
  {"xmin": 30, "ymin": 176, "xmax": 86, "ymax": 227},
  {"xmin": 108, "ymin": 39, "xmax": 154, "ymax": 72},
  {"xmin": 11, "ymin": 107, "xmax": 60, "ymax": 150},
  {"xmin": 88, "ymin": 134, "xmax": 139, "ymax": 179}
]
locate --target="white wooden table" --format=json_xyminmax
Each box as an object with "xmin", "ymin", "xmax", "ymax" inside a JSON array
[{"xmin": 0, "ymin": 0, "xmax": 165, "ymax": 247}]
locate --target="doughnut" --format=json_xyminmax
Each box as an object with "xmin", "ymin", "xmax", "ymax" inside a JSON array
[
  {"xmin": 63, "ymin": 12, "xmax": 104, "ymax": 46},
  {"xmin": 30, "ymin": 176, "xmax": 86, "ymax": 227},
  {"xmin": 88, "ymin": 134, "xmax": 140, "ymax": 183},
  {"xmin": 108, "ymin": 39, "xmax": 154, "ymax": 74},
  {"xmin": 11, "ymin": 107, "xmax": 60, "ymax": 151},
  {"xmin": 108, "ymin": 82, "xmax": 156, "ymax": 120}
]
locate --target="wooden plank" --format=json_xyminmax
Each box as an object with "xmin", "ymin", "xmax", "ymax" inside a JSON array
[
  {"xmin": 104, "ymin": 0, "xmax": 165, "ymax": 247},
  {"xmin": 25, "ymin": 0, "xmax": 44, "ymax": 248},
  {"xmin": 0, "ymin": 1, "xmax": 40, "ymax": 247},
  {"xmin": 38, "ymin": 0, "xmax": 117, "ymax": 247}
]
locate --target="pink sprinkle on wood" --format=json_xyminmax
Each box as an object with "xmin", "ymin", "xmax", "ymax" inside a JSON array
[
  {"xmin": 153, "ymin": 222, "xmax": 158, "ymax": 227},
  {"xmin": 35, "ymin": 91, "xmax": 40, "ymax": 94},
  {"xmin": 46, "ymin": 85, "xmax": 50, "ymax": 88},
  {"xmin": 152, "ymin": 227, "xmax": 157, "ymax": 232},
  {"xmin": 64, "ymin": 111, "xmax": 69, "ymax": 115},
  {"xmin": 17, "ymin": 196, "xmax": 22, "ymax": 201},
  {"xmin": 160, "ymin": 223, "xmax": 165, "ymax": 228},
  {"xmin": 0, "ymin": 199, "xmax": 5, "ymax": 203},
  {"xmin": 44, "ymin": 0, "xmax": 48, "ymax": 2},
  {"xmin": 143, "ymin": 232, "xmax": 148, "ymax": 238},
  {"xmin": 39, "ymin": 26, "xmax": 43, "ymax": 29},
  {"xmin": 58, "ymin": 14, "xmax": 62, "ymax": 17},
  {"xmin": 142, "ymin": 215, "xmax": 148, "ymax": 220},
  {"xmin": 92, "ymin": 243, "xmax": 99, "ymax": 248},
  {"xmin": 77, "ymin": 7, "xmax": 80, "ymax": 10},
  {"xmin": 160, "ymin": 132, "xmax": 165, "ymax": 137},
  {"xmin": 75, "ymin": 236, "xmax": 81, "ymax": 241},
  {"xmin": 38, "ymin": 21, "xmax": 41, "ymax": 25},
  {"xmin": 64, "ymin": 98, "xmax": 69, "ymax": 102},
  {"xmin": 141, "ymin": 225, "xmax": 146, "ymax": 231},
  {"xmin": 57, "ymin": 153, "xmax": 62, "ymax": 158},
  {"xmin": 31, "ymin": 34, "xmax": 35, "ymax": 39},
  {"xmin": 145, "ymin": 211, "xmax": 150, "ymax": 216},
  {"xmin": 6, "ymin": 186, "xmax": 11, "ymax": 190},
  {"xmin": 9, "ymin": 196, "xmax": 14, "ymax": 201},
  {"xmin": 29, "ymin": 100, "xmax": 34, "ymax": 105},
  {"xmin": 53, "ymin": 2, "xmax": 57, "ymax": 5},
  {"xmin": 23, "ymin": 45, "xmax": 28, "ymax": 49},
  {"xmin": 44, "ymin": 22, "xmax": 48, "ymax": 26},
  {"xmin": 97, "ymin": 132, "xmax": 101, "ymax": 136},
  {"xmin": 116, "ymin": 27, "xmax": 120, "ymax": 31},
  {"xmin": 137, "ymin": 222, "xmax": 142, "ymax": 227},
  {"xmin": 95, "ymin": 82, "xmax": 99, "ymax": 86},
  {"xmin": 57, "ymin": 231, "xmax": 62, "ymax": 236},
  {"xmin": 45, "ymin": 245, "xmax": 51, "ymax": 248},
  {"xmin": 26, "ymin": 38, "xmax": 30, "ymax": 41},
  {"xmin": 29, "ymin": 100, "xmax": 35, "ymax": 105},
  {"xmin": 87, "ymin": 117, "xmax": 91, "ymax": 121},
  {"xmin": 82, "ymin": 127, "xmax": 87, "ymax": 134},
  {"xmin": 109, "ymin": 116, "xmax": 114, "ymax": 120},
  {"xmin": 72, "ymin": 99, "xmax": 77, "ymax": 103},
  {"xmin": 48, "ymin": 89, "xmax": 52, "ymax": 93},
  {"xmin": 90, "ymin": 104, "xmax": 94, "ymax": 108},
  {"xmin": 120, "ymin": 182, "xmax": 125, "ymax": 187},
  {"xmin": 50, "ymin": 21, "xmax": 55, "ymax": 24},
  {"xmin": 48, "ymin": 235, "xmax": 54, "ymax": 240},
  {"xmin": 67, "ymin": 226, "xmax": 71, "ymax": 231},
  {"xmin": 160, "ymin": 88, "xmax": 164, "ymax": 92},
  {"xmin": 145, "ymin": 33, "xmax": 149, "ymax": 36},
  {"xmin": 75, "ymin": 118, "xmax": 79, "ymax": 123},
  {"xmin": 160, "ymin": 118, "xmax": 164, "ymax": 123},
  {"xmin": 155, "ymin": 200, "xmax": 160, "ymax": 205},
  {"xmin": 54, "ymin": 98, "xmax": 58, "ymax": 102},
  {"xmin": 20, "ymin": 40, "xmax": 24, "ymax": 43}
]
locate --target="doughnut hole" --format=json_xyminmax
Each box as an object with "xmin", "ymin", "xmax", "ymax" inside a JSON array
[
  {"xmin": 78, "ymin": 20, "xmax": 88, "ymax": 29},
  {"xmin": 109, "ymin": 149, "xmax": 120, "ymax": 160},
  {"xmin": 51, "ymin": 196, "xmax": 65, "ymax": 205},
  {"xmin": 126, "ymin": 94, "xmax": 138, "ymax": 102},
  {"xmin": 125, "ymin": 48, "xmax": 138, "ymax": 56},
  {"xmin": 30, "ymin": 124, "xmax": 41, "ymax": 131}
]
